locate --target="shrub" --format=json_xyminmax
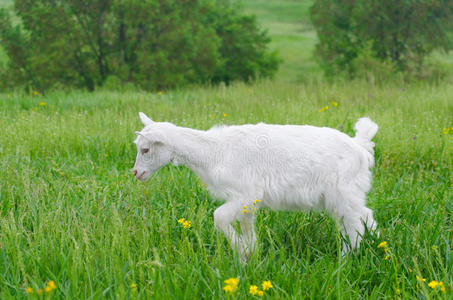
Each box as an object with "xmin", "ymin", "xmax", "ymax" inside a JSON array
[
  {"xmin": 311, "ymin": 0, "xmax": 453, "ymax": 78},
  {"xmin": 0, "ymin": 0, "xmax": 279, "ymax": 91}
]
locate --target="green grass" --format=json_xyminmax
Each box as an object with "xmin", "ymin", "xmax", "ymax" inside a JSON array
[
  {"xmin": 0, "ymin": 80, "xmax": 452, "ymax": 298},
  {"xmin": 243, "ymin": 0, "xmax": 322, "ymax": 82},
  {"xmin": 0, "ymin": 0, "xmax": 452, "ymax": 299}
]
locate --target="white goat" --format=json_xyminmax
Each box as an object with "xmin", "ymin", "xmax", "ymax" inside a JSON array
[{"xmin": 133, "ymin": 112, "xmax": 378, "ymax": 259}]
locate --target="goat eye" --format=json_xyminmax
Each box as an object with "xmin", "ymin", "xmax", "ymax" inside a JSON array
[{"xmin": 141, "ymin": 148, "xmax": 149, "ymax": 154}]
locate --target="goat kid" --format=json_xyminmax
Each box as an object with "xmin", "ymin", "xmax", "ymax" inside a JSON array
[{"xmin": 133, "ymin": 112, "xmax": 378, "ymax": 259}]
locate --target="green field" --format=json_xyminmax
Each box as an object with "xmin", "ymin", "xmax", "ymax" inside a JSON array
[{"xmin": 0, "ymin": 0, "xmax": 452, "ymax": 299}]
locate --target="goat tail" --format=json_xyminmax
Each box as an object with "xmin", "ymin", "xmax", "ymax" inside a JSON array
[{"xmin": 353, "ymin": 117, "xmax": 378, "ymax": 155}]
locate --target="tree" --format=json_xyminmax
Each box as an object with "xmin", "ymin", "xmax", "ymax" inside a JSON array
[
  {"xmin": 311, "ymin": 0, "xmax": 453, "ymax": 77},
  {"xmin": 0, "ymin": 0, "xmax": 279, "ymax": 91}
]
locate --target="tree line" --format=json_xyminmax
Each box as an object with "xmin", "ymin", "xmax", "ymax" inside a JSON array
[{"xmin": 0, "ymin": 0, "xmax": 452, "ymax": 91}]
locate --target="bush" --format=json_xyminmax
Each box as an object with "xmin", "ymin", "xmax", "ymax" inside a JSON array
[
  {"xmin": 0, "ymin": 0, "xmax": 279, "ymax": 91},
  {"xmin": 311, "ymin": 0, "xmax": 453, "ymax": 78}
]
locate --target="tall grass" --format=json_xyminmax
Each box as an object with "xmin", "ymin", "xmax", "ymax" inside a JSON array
[{"xmin": 0, "ymin": 80, "xmax": 451, "ymax": 298}]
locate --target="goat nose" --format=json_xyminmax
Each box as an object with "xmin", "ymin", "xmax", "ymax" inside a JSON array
[{"xmin": 133, "ymin": 169, "xmax": 138, "ymax": 176}]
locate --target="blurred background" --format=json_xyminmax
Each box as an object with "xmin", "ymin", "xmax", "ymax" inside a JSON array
[{"xmin": 0, "ymin": 0, "xmax": 452, "ymax": 92}]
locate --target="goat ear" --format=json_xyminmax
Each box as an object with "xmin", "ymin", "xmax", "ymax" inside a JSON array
[
  {"xmin": 139, "ymin": 112, "xmax": 153, "ymax": 126},
  {"xmin": 136, "ymin": 130, "xmax": 166, "ymax": 144}
]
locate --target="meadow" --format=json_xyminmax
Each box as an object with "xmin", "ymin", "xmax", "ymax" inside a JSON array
[{"xmin": 0, "ymin": 0, "xmax": 452, "ymax": 299}]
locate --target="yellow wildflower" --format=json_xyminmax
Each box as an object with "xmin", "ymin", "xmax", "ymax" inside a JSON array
[
  {"xmin": 39, "ymin": 102, "xmax": 46, "ymax": 106},
  {"xmin": 258, "ymin": 290, "xmax": 264, "ymax": 296},
  {"xmin": 384, "ymin": 255, "xmax": 390, "ymax": 260},
  {"xmin": 318, "ymin": 106, "xmax": 329, "ymax": 112},
  {"xmin": 130, "ymin": 283, "xmax": 137, "ymax": 289},
  {"xmin": 416, "ymin": 275, "xmax": 426, "ymax": 282},
  {"xmin": 157, "ymin": 91, "xmax": 163, "ymax": 95},
  {"xmin": 48, "ymin": 280, "xmax": 56, "ymax": 290},
  {"xmin": 377, "ymin": 241, "xmax": 387, "ymax": 248},
  {"xmin": 224, "ymin": 278, "xmax": 239, "ymax": 287},
  {"xmin": 249, "ymin": 285, "xmax": 259, "ymax": 295},
  {"xmin": 331, "ymin": 101, "xmax": 338, "ymax": 107},
  {"xmin": 262, "ymin": 280, "xmax": 273, "ymax": 291},
  {"xmin": 223, "ymin": 277, "xmax": 239, "ymax": 293},
  {"xmin": 428, "ymin": 280, "xmax": 442, "ymax": 289},
  {"xmin": 37, "ymin": 288, "xmax": 43, "ymax": 295},
  {"xmin": 223, "ymin": 113, "xmax": 228, "ymax": 117},
  {"xmin": 442, "ymin": 128, "xmax": 449, "ymax": 134},
  {"xmin": 183, "ymin": 220, "xmax": 191, "ymax": 229},
  {"xmin": 33, "ymin": 91, "xmax": 39, "ymax": 95},
  {"xmin": 26, "ymin": 287, "xmax": 33, "ymax": 294},
  {"xmin": 396, "ymin": 288, "xmax": 400, "ymax": 294},
  {"xmin": 223, "ymin": 285, "xmax": 234, "ymax": 292},
  {"xmin": 242, "ymin": 209, "xmax": 248, "ymax": 214},
  {"xmin": 178, "ymin": 218, "xmax": 185, "ymax": 224},
  {"xmin": 254, "ymin": 199, "xmax": 261, "ymax": 204},
  {"xmin": 44, "ymin": 286, "xmax": 52, "ymax": 293}
]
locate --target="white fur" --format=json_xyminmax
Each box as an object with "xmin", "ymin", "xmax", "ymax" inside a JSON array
[{"xmin": 133, "ymin": 113, "xmax": 378, "ymax": 259}]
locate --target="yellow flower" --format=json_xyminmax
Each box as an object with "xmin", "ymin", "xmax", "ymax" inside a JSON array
[
  {"xmin": 254, "ymin": 199, "xmax": 261, "ymax": 204},
  {"xmin": 249, "ymin": 285, "xmax": 259, "ymax": 295},
  {"xmin": 396, "ymin": 288, "xmax": 400, "ymax": 294},
  {"xmin": 157, "ymin": 91, "xmax": 163, "ymax": 95},
  {"xmin": 48, "ymin": 280, "xmax": 56, "ymax": 290},
  {"xmin": 258, "ymin": 290, "xmax": 264, "ymax": 296},
  {"xmin": 37, "ymin": 288, "xmax": 43, "ymax": 295},
  {"xmin": 39, "ymin": 102, "xmax": 47, "ymax": 106},
  {"xmin": 428, "ymin": 280, "xmax": 442, "ymax": 289},
  {"xmin": 384, "ymin": 255, "xmax": 390, "ymax": 260},
  {"xmin": 318, "ymin": 105, "xmax": 329, "ymax": 112},
  {"xmin": 178, "ymin": 218, "xmax": 185, "ymax": 224},
  {"xmin": 242, "ymin": 209, "xmax": 248, "ymax": 214},
  {"xmin": 442, "ymin": 128, "xmax": 449, "ymax": 134},
  {"xmin": 33, "ymin": 91, "xmax": 39, "ymax": 95},
  {"xmin": 224, "ymin": 278, "xmax": 239, "ymax": 287},
  {"xmin": 377, "ymin": 241, "xmax": 387, "ymax": 248},
  {"xmin": 416, "ymin": 275, "xmax": 426, "ymax": 282},
  {"xmin": 130, "ymin": 283, "xmax": 137, "ymax": 288},
  {"xmin": 262, "ymin": 280, "xmax": 273, "ymax": 291},
  {"xmin": 183, "ymin": 220, "xmax": 191, "ymax": 229},
  {"xmin": 26, "ymin": 287, "xmax": 33, "ymax": 294},
  {"xmin": 331, "ymin": 101, "xmax": 338, "ymax": 107},
  {"xmin": 222, "ymin": 285, "xmax": 235, "ymax": 293},
  {"xmin": 223, "ymin": 277, "xmax": 239, "ymax": 293},
  {"xmin": 44, "ymin": 286, "xmax": 52, "ymax": 293},
  {"xmin": 223, "ymin": 113, "xmax": 228, "ymax": 117}
]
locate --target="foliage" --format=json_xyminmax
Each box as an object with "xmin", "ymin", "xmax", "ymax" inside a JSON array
[
  {"xmin": 311, "ymin": 0, "xmax": 453, "ymax": 77},
  {"xmin": 0, "ymin": 0, "xmax": 279, "ymax": 91}
]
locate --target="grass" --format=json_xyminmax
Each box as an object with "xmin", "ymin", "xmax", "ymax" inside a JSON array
[
  {"xmin": 0, "ymin": 80, "xmax": 452, "ymax": 299},
  {"xmin": 0, "ymin": 0, "xmax": 452, "ymax": 299},
  {"xmin": 243, "ymin": 0, "xmax": 322, "ymax": 82}
]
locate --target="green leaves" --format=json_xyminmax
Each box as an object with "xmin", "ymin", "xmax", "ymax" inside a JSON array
[
  {"xmin": 311, "ymin": 0, "xmax": 453, "ymax": 78},
  {"xmin": 0, "ymin": 0, "xmax": 280, "ymax": 92}
]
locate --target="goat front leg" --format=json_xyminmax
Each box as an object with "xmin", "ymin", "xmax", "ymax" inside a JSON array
[
  {"xmin": 213, "ymin": 202, "xmax": 246, "ymax": 259},
  {"xmin": 239, "ymin": 210, "xmax": 257, "ymax": 258}
]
